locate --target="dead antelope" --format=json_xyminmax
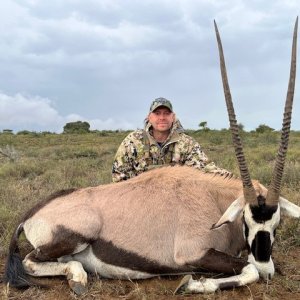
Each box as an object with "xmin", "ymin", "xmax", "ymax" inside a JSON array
[{"xmin": 4, "ymin": 18, "xmax": 299, "ymax": 295}]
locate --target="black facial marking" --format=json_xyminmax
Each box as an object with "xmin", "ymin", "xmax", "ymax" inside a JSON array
[
  {"xmin": 243, "ymin": 219, "xmax": 251, "ymax": 252},
  {"xmin": 243, "ymin": 217, "xmax": 249, "ymax": 238},
  {"xmin": 250, "ymin": 202, "xmax": 278, "ymax": 223},
  {"xmin": 257, "ymin": 195, "xmax": 265, "ymax": 206},
  {"xmin": 250, "ymin": 231, "xmax": 272, "ymax": 262}
]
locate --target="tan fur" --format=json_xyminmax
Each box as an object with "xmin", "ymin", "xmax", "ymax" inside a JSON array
[{"xmin": 23, "ymin": 166, "xmax": 257, "ymax": 268}]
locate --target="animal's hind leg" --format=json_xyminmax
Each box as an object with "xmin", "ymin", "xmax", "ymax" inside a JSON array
[
  {"xmin": 23, "ymin": 223, "xmax": 96, "ymax": 294},
  {"xmin": 23, "ymin": 249, "xmax": 88, "ymax": 295}
]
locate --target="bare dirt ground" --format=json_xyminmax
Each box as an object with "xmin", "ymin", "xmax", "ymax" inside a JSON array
[{"xmin": 1, "ymin": 246, "xmax": 300, "ymax": 300}]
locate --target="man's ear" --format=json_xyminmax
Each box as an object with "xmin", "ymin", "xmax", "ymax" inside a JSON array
[
  {"xmin": 147, "ymin": 113, "xmax": 153, "ymax": 123},
  {"xmin": 211, "ymin": 196, "xmax": 245, "ymax": 229}
]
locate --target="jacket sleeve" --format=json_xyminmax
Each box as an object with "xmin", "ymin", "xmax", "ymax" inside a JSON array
[
  {"xmin": 111, "ymin": 134, "xmax": 139, "ymax": 183},
  {"xmin": 183, "ymin": 137, "xmax": 233, "ymax": 177}
]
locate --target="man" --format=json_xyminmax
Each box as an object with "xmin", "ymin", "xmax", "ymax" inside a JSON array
[{"xmin": 112, "ymin": 97, "xmax": 231, "ymax": 182}]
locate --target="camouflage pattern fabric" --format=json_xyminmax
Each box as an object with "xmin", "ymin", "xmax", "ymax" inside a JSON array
[{"xmin": 112, "ymin": 119, "xmax": 232, "ymax": 182}]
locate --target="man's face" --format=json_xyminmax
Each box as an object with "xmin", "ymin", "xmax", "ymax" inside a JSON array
[{"xmin": 148, "ymin": 107, "xmax": 175, "ymax": 133}]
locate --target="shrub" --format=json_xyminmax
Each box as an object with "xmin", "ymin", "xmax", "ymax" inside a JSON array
[
  {"xmin": 255, "ymin": 124, "xmax": 275, "ymax": 133},
  {"xmin": 63, "ymin": 121, "xmax": 90, "ymax": 134},
  {"xmin": 0, "ymin": 145, "xmax": 19, "ymax": 162}
]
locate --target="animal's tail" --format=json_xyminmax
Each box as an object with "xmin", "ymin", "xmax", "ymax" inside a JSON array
[{"xmin": 3, "ymin": 223, "xmax": 33, "ymax": 288}]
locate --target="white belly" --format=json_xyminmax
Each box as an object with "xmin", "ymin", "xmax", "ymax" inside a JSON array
[{"xmin": 71, "ymin": 246, "xmax": 155, "ymax": 280}]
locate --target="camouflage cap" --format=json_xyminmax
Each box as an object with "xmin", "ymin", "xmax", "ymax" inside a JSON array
[{"xmin": 149, "ymin": 97, "xmax": 173, "ymax": 113}]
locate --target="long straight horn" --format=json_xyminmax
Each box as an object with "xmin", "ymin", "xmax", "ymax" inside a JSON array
[
  {"xmin": 214, "ymin": 20, "xmax": 257, "ymax": 204},
  {"xmin": 266, "ymin": 17, "xmax": 298, "ymax": 206}
]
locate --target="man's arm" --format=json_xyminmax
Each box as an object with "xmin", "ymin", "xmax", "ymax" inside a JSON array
[
  {"xmin": 112, "ymin": 134, "xmax": 140, "ymax": 182},
  {"xmin": 182, "ymin": 136, "xmax": 233, "ymax": 177}
]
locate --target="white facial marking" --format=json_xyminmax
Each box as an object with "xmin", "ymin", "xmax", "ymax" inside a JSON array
[
  {"xmin": 244, "ymin": 203, "xmax": 280, "ymax": 278},
  {"xmin": 247, "ymin": 254, "xmax": 274, "ymax": 280}
]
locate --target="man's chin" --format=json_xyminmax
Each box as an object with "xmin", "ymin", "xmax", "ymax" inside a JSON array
[{"xmin": 157, "ymin": 127, "xmax": 170, "ymax": 131}]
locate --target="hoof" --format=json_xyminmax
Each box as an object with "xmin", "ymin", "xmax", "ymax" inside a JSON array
[
  {"xmin": 174, "ymin": 275, "xmax": 192, "ymax": 294},
  {"xmin": 69, "ymin": 280, "xmax": 88, "ymax": 295}
]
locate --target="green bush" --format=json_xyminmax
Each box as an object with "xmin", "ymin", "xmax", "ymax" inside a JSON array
[
  {"xmin": 63, "ymin": 121, "xmax": 90, "ymax": 134},
  {"xmin": 255, "ymin": 124, "xmax": 275, "ymax": 133}
]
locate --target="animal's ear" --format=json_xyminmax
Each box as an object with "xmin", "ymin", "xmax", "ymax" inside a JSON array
[
  {"xmin": 211, "ymin": 196, "xmax": 245, "ymax": 230},
  {"xmin": 279, "ymin": 197, "xmax": 300, "ymax": 218}
]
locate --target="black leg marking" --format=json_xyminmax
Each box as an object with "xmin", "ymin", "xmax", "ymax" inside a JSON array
[
  {"xmin": 30, "ymin": 225, "xmax": 92, "ymax": 261},
  {"xmin": 219, "ymin": 281, "xmax": 240, "ymax": 289},
  {"xmin": 188, "ymin": 248, "xmax": 248, "ymax": 275},
  {"xmin": 92, "ymin": 242, "xmax": 248, "ymax": 276},
  {"xmin": 92, "ymin": 238, "xmax": 182, "ymax": 274}
]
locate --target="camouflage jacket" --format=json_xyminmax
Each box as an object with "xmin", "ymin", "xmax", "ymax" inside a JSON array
[{"xmin": 112, "ymin": 119, "xmax": 232, "ymax": 182}]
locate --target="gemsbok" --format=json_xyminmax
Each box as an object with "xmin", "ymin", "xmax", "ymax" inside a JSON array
[{"xmin": 4, "ymin": 18, "xmax": 300, "ymax": 295}]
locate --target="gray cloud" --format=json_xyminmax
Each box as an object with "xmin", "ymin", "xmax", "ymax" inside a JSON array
[
  {"xmin": 0, "ymin": 92, "xmax": 134, "ymax": 132},
  {"xmin": 0, "ymin": 0, "xmax": 299, "ymax": 133}
]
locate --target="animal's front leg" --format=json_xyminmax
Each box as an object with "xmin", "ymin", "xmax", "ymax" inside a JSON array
[
  {"xmin": 175, "ymin": 264, "xmax": 259, "ymax": 294},
  {"xmin": 174, "ymin": 248, "xmax": 259, "ymax": 294}
]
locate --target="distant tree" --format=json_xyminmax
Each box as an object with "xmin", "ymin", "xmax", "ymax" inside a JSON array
[
  {"xmin": 16, "ymin": 130, "xmax": 39, "ymax": 136},
  {"xmin": 198, "ymin": 121, "xmax": 210, "ymax": 131},
  {"xmin": 41, "ymin": 131, "xmax": 55, "ymax": 135},
  {"xmin": 17, "ymin": 130, "xmax": 33, "ymax": 135},
  {"xmin": 255, "ymin": 124, "xmax": 275, "ymax": 134},
  {"xmin": 63, "ymin": 121, "xmax": 90, "ymax": 134},
  {"xmin": 2, "ymin": 129, "xmax": 13, "ymax": 134}
]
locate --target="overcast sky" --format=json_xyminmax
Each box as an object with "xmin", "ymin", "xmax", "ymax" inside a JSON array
[{"xmin": 0, "ymin": 0, "xmax": 299, "ymax": 133}]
